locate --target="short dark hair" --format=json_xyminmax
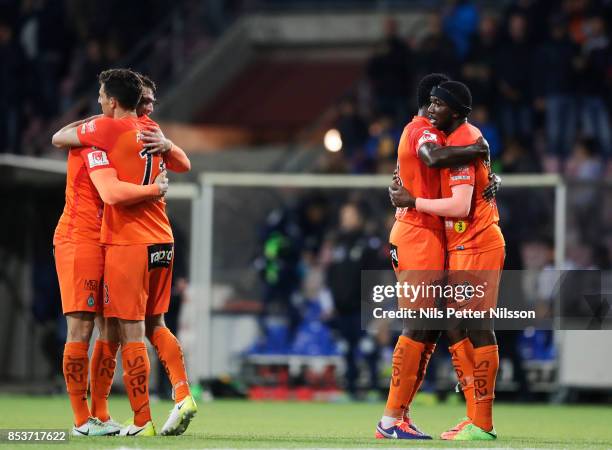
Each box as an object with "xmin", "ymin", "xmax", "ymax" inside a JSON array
[
  {"xmin": 137, "ymin": 72, "xmax": 157, "ymax": 94},
  {"xmin": 417, "ymin": 73, "xmax": 450, "ymax": 109},
  {"xmin": 436, "ymin": 80, "xmax": 472, "ymax": 117},
  {"xmin": 98, "ymin": 68, "xmax": 142, "ymax": 110}
]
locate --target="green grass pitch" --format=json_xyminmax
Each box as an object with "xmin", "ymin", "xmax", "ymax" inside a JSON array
[{"xmin": 0, "ymin": 395, "xmax": 611, "ymax": 449}]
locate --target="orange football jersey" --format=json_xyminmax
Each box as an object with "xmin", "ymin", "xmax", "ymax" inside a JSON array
[
  {"xmin": 395, "ymin": 116, "xmax": 446, "ymax": 230},
  {"xmin": 440, "ymin": 122, "xmax": 504, "ymax": 253},
  {"xmin": 77, "ymin": 116, "xmax": 173, "ymax": 245},
  {"xmin": 53, "ymin": 148, "xmax": 106, "ymax": 244}
]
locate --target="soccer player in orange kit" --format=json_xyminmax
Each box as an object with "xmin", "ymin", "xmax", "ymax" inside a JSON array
[
  {"xmin": 52, "ymin": 69, "xmax": 193, "ymax": 436},
  {"xmin": 86, "ymin": 72, "xmax": 197, "ymax": 437},
  {"xmin": 389, "ymin": 80, "xmax": 504, "ymax": 441},
  {"xmin": 52, "ymin": 93, "xmax": 168, "ymax": 435},
  {"xmin": 376, "ymin": 74, "xmax": 498, "ymax": 440}
]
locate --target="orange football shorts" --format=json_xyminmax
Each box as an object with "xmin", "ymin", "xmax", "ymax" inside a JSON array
[
  {"xmin": 102, "ymin": 243, "xmax": 174, "ymax": 320},
  {"xmin": 54, "ymin": 240, "xmax": 104, "ymax": 314},
  {"xmin": 446, "ymin": 246, "xmax": 505, "ymax": 313},
  {"xmin": 389, "ymin": 220, "xmax": 445, "ymax": 271}
]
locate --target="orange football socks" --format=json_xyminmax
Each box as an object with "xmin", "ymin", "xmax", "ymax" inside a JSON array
[
  {"xmin": 449, "ymin": 338, "xmax": 476, "ymax": 420},
  {"xmin": 150, "ymin": 327, "xmax": 190, "ymax": 403},
  {"xmin": 384, "ymin": 336, "xmax": 425, "ymax": 417},
  {"xmin": 63, "ymin": 342, "xmax": 91, "ymax": 426},
  {"xmin": 121, "ymin": 342, "xmax": 152, "ymax": 426},
  {"xmin": 472, "ymin": 344, "xmax": 499, "ymax": 431},
  {"xmin": 404, "ymin": 342, "xmax": 436, "ymax": 418},
  {"xmin": 89, "ymin": 339, "xmax": 120, "ymax": 421}
]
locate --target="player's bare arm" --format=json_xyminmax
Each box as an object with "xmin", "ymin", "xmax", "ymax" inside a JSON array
[
  {"xmin": 418, "ymin": 136, "xmax": 489, "ymax": 168},
  {"xmin": 417, "ymin": 137, "xmax": 500, "ymax": 201},
  {"xmin": 52, "ymin": 127, "xmax": 81, "ymax": 148},
  {"xmin": 141, "ymin": 127, "xmax": 191, "ymax": 172},
  {"xmin": 52, "ymin": 115, "xmax": 103, "ymax": 145},
  {"xmin": 89, "ymin": 168, "xmax": 167, "ymax": 206},
  {"xmin": 389, "ymin": 181, "xmax": 473, "ymax": 217}
]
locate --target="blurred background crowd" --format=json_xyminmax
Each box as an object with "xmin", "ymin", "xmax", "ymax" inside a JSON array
[{"xmin": 2, "ymin": 0, "xmax": 612, "ymax": 178}]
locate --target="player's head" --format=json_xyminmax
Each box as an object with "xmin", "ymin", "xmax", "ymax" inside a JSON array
[
  {"xmin": 427, "ymin": 80, "xmax": 472, "ymax": 132},
  {"xmin": 417, "ymin": 73, "xmax": 450, "ymax": 110},
  {"xmin": 136, "ymin": 73, "xmax": 157, "ymax": 117},
  {"xmin": 97, "ymin": 68, "xmax": 143, "ymax": 116}
]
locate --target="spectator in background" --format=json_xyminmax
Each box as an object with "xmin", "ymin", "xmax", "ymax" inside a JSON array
[
  {"xmin": 324, "ymin": 202, "xmax": 382, "ymax": 399},
  {"xmin": 534, "ymin": 15, "xmax": 580, "ymax": 170},
  {"xmin": 365, "ymin": 18, "xmax": 412, "ymax": 121},
  {"xmin": 335, "ymin": 97, "xmax": 369, "ymax": 173},
  {"xmin": 496, "ymin": 13, "xmax": 533, "ymax": 145},
  {"xmin": 0, "ymin": 21, "xmax": 24, "ymax": 153},
  {"xmin": 442, "ymin": 0, "xmax": 480, "ymax": 60},
  {"xmin": 413, "ymin": 13, "xmax": 460, "ymax": 80},
  {"xmin": 18, "ymin": 0, "xmax": 69, "ymax": 119},
  {"xmin": 462, "ymin": 14, "xmax": 500, "ymax": 110},
  {"xmin": 565, "ymin": 138, "xmax": 603, "ymax": 180},
  {"xmin": 500, "ymin": 138, "xmax": 541, "ymax": 173},
  {"xmin": 297, "ymin": 194, "xmax": 330, "ymax": 263},
  {"xmin": 502, "ymin": 0, "xmax": 550, "ymax": 45},
  {"xmin": 566, "ymin": 138, "xmax": 603, "ymax": 239},
  {"xmin": 364, "ymin": 116, "xmax": 401, "ymax": 174},
  {"xmin": 60, "ymin": 39, "xmax": 108, "ymax": 110},
  {"xmin": 254, "ymin": 206, "xmax": 303, "ymax": 342},
  {"xmin": 471, "ymin": 104, "xmax": 502, "ymax": 160},
  {"xmin": 577, "ymin": 15, "xmax": 612, "ymax": 162}
]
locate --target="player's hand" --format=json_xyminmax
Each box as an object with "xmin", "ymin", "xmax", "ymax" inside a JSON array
[
  {"xmin": 392, "ymin": 168, "xmax": 402, "ymax": 185},
  {"xmin": 475, "ymin": 136, "xmax": 490, "ymax": 165},
  {"xmin": 483, "ymin": 172, "xmax": 501, "ymax": 202},
  {"xmin": 388, "ymin": 181, "xmax": 416, "ymax": 208},
  {"xmin": 142, "ymin": 127, "xmax": 172, "ymax": 154},
  {"xmin": 154, "ymin": 170, "xmax": 169, "ymax": 197}
]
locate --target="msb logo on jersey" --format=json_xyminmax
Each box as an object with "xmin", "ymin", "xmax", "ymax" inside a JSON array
[{"xmin": 148, "ymin": 243, "xmax": 174, "ymax": 271}]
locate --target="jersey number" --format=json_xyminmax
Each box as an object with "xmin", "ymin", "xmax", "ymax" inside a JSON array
[{"xmin": 139, "ymin": 149, "xmax": 153, "ymax": 185}]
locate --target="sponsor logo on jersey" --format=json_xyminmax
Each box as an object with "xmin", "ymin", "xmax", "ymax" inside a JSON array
[
  {"xmin": 87, "ymin": 294, "xmax": 95, "ymax": 307},
  {"xmin": 450, "ymin": 166, "xmax": 471, "ymax": 182},
  {"xmin": 147, "ymin": 243, "xmax": 174, "ymax": 270},
  {"xmin": 104, "ymin": 283, "xmax": 110, "ymax": 304},
  {"xmin": 87, "ymin": 149, "xmax": 110, "ymax": 168}
]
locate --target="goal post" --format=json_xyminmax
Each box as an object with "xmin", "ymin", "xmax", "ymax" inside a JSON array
[{"xmin": 186, "ymin": 172, "xmax": 565, "ymax": 381}]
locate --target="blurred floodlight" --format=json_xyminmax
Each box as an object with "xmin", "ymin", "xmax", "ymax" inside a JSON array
[{"xmin": 324, "ymin": 129, "xmax": 342, "ymax": 152}]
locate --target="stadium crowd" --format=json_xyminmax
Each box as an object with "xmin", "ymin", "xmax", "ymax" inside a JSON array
[
  {"xmin": 0, "ymin": 0, "xmax": 234, "ymax": 155},
  {"xmin": 329, "ymin": 0, "xmax": 612, "ymax": 178}
]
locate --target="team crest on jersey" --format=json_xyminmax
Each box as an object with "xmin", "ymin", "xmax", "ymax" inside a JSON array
[
  {"xmin": 417, "ymin": 130, "xmax": 438, "ymax": 147},
  {"xmin": 87, "ymin": 149, "xmax": 109, "ymax": 168},
  {"xmin": 148, "ymin": 244, "xmax": 174, "ymax": 271},
  {"xmin": 87, "ymin": 294, "xmax": 95, "ymax": 307},
  {"xmin": 454, "ymin": 220, "xmax": 468, "ymax": 233}
]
